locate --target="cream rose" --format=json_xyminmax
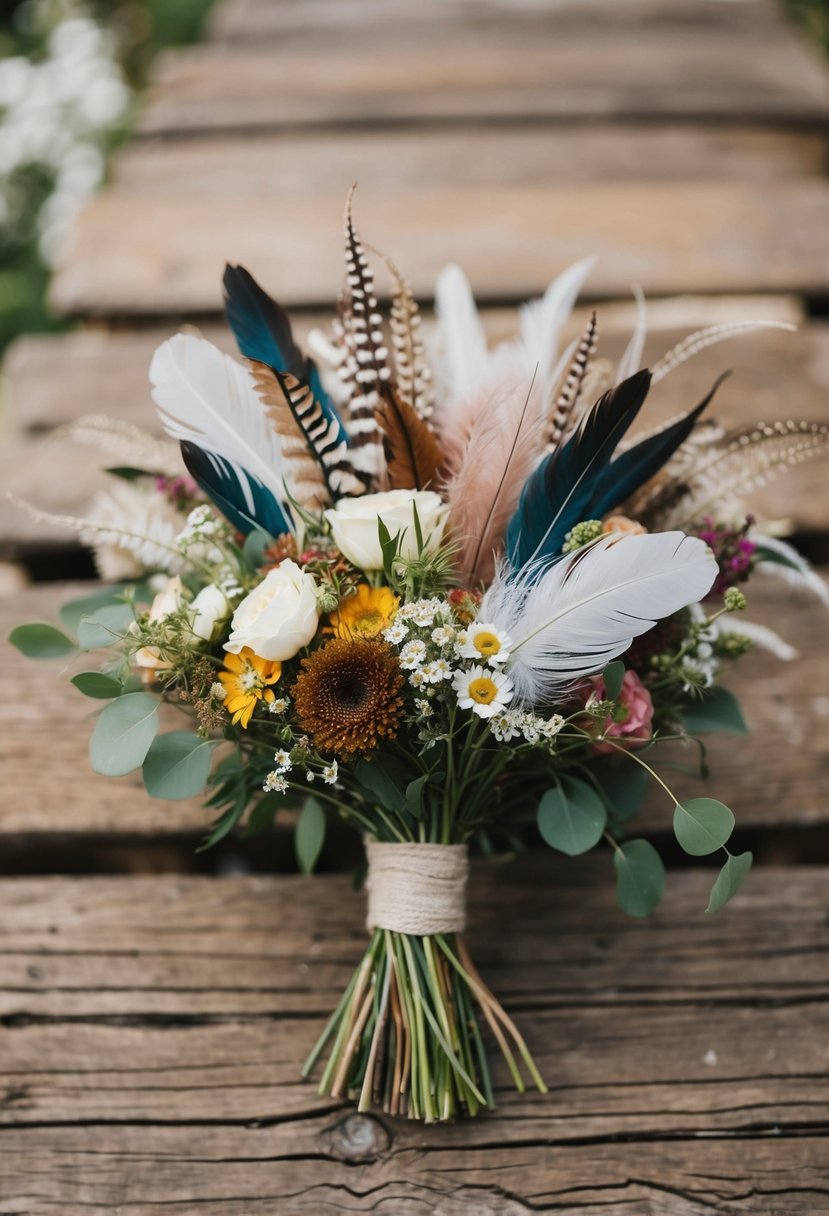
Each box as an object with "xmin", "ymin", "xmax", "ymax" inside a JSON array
[
  {"xmin": 134, "ymin": 576, "xmax": 184, "ymax": 674},
  {"xmin": 224, "ymin": 560, "xmax": 319, "ymax": 661},
  {"xmin": 325, "ymin": 489, "xmax": 448, "ymax": 571},
  {"xmin": 190, "ymin": 584, "xmax": 230, "ymax": 643}
]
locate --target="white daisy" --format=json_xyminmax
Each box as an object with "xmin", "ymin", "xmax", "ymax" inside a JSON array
[
  {"xmin": 383, "ymin": 621, "xmax": 409, "ymax": 644},
  {"xmin": 431, "ymin": 624, "xmax": 457, "ymax": 647},
  {"xmin": 457, "ymin": 622, "xmax": 513, "ymax": 667},
  {"xmin": 322, "ymin": 761, "xmax": 339, "ymax": 785},
  {"xmin": 273, "ymin": 749, "xmax": 292, "ymax": 772},
  {"xmin": 399, "ymin": 639, "xmax": 427, "ymax": 669},
  {"xmin": 268, "ymin": 697, "xmax": 290, "ymax": 714},
  {"xmin": 453, "ymin": 665, "xmax": 514, "ymax": 719}
]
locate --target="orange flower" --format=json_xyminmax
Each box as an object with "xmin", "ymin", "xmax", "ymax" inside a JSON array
[
  {"xmin": 328, "ymin": 584, "xmax": 399, "ymax": 640},
  {"xmin": 603, "ymin": 515, "xmax": 646, "ymax": 537},
  {"xmin": 218, "ymin": 647, "xmax": 282, "ymax": 728}
]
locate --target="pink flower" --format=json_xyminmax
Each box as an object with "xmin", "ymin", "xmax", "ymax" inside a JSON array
[{"xmin": 589, "ymin": 670, "xmax": 654, "ymax": 753}]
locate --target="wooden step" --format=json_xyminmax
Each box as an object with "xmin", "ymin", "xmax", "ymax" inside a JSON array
[
  {"xmin": 49, "ymin": 179, "xmax": 829, "ymax": 318},
  {"xmin": 138, "ymin": 23, "xmax": 829, "ymax": 136},
  {"xmin": 3, "ymin": 573, "xmax": 827, "ymax": 840},
  {"xmin": 0, "ymin": 862, "xmax": 825, "ymax": 1212}
]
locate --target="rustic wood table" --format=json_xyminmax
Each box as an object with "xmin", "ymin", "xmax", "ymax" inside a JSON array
[{"xmin": 1, "ymin": 0, "xmax": 828, "ymax": 1211}]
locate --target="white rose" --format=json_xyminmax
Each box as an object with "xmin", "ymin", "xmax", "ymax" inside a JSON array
[
  {"xmin": 190, "ymin": 584, "xmax": 230, "ymax": 643},
  {"xmin": 134, "ymin": 576, "xmax": 184, "ymax": 675},
  {"xmin": 325, "ymin": 489, "xmax": 448, "ymax": 571},
  {"xmin": 224, "ymin": 560, "xmax": 319, "ymax": 661}
]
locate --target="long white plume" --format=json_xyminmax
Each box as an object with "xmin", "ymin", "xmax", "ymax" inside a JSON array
[
  {"xmin": 519, "ymin": 255, "xmax": 595, "ymax": 405},
  {"xmin": 614, "ymin": 283, "xmax": 648, "ymax": 385},
  {"xmin": 434, "ymin": 263, "xmax": 488, "ymax": 404},
  {"xmin": 753, "ymin": 533, "xmax": 829, "ymax": 607},
  {"xmin": 481, "ymin": 532, "xmax": 718, "ymax": 703},
  {"xmin": 726, "ymin": 618, "xmax": 797, "ymax": 661},
  {"xmin": 149, "ymin": 333, "xmax": 288, "ymax": 514}
]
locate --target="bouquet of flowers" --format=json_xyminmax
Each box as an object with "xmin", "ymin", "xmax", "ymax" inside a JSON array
[{"xmin": 13, "ymin": 194, "xmax": 828, "ymax": 1123}]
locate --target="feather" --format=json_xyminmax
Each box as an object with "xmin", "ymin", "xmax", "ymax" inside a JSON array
[
  {"xmin": 336, "ymin": 187, "xmax": 389, "ymax": 481},
  {"xmin": 651, "ymin": 320, "xmax": 797, "ymax": 385},
  {"xmin": 614, "ymin": 283, "xmax": 648, "ymax": 385},
  {"xmin": 445, "ymin": 372, "xmax": 542, "ymax": 585},
  {"xmin": 519, "ymin": 256, "xmax": 595, "ymax": 408},
  {"xmin": 150, "ymin": 333, "xmax": 291, "ymax": 536},
  {"xmin": 374, "ymin": 382, "xmax": 443, "ymax": 492},
  {"xmin": 248, "ymin": 362, "xmax": 367, "ymax": 505},
  {"xmin": 373, "ymin": 248, "xmax": 434, "ymax": 422},
  {"xmin": 642, "ymin": 420, "xmax": 829, "ymax": 529},
  {"xmin": 483, "ymin": 531, "xmax": 717, "ymax": 704},
  {"xmin": 723, "ymin": 618, "xmax": 797, "ymax": 661},
  {"xmin": 752, "ymin": 534, "xmax": 829, "ymax": 607},
  {"xmin": 505, "ymin": 369, "xmax": 653, "ymax": 573},
  {"xmin": 434, "ymin": 262, "xmax": 488, "ymax": 404},
  {"xmin": 62, "ymin": 415, "xmax": 182, "ymax": 477},
  {"xmin": 544, "ymin": 312, "xmax": 598, "ymax": 453}
]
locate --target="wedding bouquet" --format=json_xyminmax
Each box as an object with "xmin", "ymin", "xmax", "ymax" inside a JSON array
[{"xmin": 13, "ymin": 194, "xmax": 828, "ymax": 1122}]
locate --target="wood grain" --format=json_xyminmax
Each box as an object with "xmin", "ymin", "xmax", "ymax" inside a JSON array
[
  {"xmin": 0, "ymin": 862, "xmax": 826, "ymax": 1213},
  {"xmin": 137, "ymin": 25, "xmax": 829, "ymax": 135},
  {"xmin": 2, "ymin": 573, "xmax": 827, "ymax": 839}
]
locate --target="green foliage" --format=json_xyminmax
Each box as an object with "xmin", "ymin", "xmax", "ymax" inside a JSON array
[
  {"xmin": 89, "ymin": 692, "xmax": 159, "ymax": 776},
  {"xmin": 77, "ymin": 604, "xmax": 135, "ymax": 651},
  {"xmin": 142, "ymin": 731, "xmax": 214, "ymax": 800},
  {"xmin": 679, "ymin": 686, "xmax": 748, "ymax": 735},
  {"xmin": 707, "ymin": 851, "xmax": 753, "ymax": 913},
  {"xmin": 673, "ymin": 797, "xmax": 735, "ymax": 856},
  {"xmin": 537, "ymin": 776, "xmax": 607, "ymax": 856},
  {"xmin": 602, "ymin": 660, "xmax": 625, "ymax": 701},
  {"xmin": 9, "ymin": 621, "xmax": 76, "ymax": 658},
  {"xmin": 71, "ymin": 671, "xmax": 123, "ymax": 699},
  {"xmin": 295, "ymin": 796, "xmax": 326, "ymax": 874},
  {"xmin": 58, "ymin": 584, "xmax": 148, "ymax": 636},
  {"xmin": 241, "ymin": 529, "xmax": 274, "ymax": 571},
  {"xmin": 355, "ymin": 755, "xmax": 409, "ymax": 814},
  {"xmin": 595, "ymin": 761, "xmax": 650, "ymax": 824},
  {"xmin": 613, "ymin": 839, "xmax": 665, "ymax": 917}
]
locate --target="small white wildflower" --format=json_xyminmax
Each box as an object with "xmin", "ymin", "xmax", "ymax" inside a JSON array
[
  {"xmin": 414, "ymin": 697, "xmax": 434, "ymax": 718},
  {"xmin": 210, "ymin": 682, "xmax": 226, "ymax": 701},
  {"xmin": 177, "ymin": 504, "xmax": 217, "ymax": 546},
  {"xmin": 541, "ymin": 714, "xmax": 565, "ymax": 738},
  {"xmin": 489, "ymin": 713, "xmax": 519, "ymax": 742},
  {"xmin": 273, "ymin": 749, "xmax": 292, "ymax": 772},
  {"xmin": 411, "ymin": 599, "xmax": 440, "ymax": 626},
  {"xmin": 396, "ymin": 603, "xmax": 417, "ymax": 621},
  {"xmin": 431, "ymin": 624, "xmax": 457, "ymax": 647},
  {"xmin": 262, "ymin": 771, "xmax": 289, "ymax": 793},
  {"xmin": 457, "ymin": 622, "xmax": 513, "ymax": 667},
  {"xmin": 306, "ymin": 770, "xmax": 315, "ymax": 783},
  {"xmin": 408, "ymin": 669, "xmax": 427, "ymax": 688},
  {"xmin": 383, "ymin": 621, "xmax": 409, "ymax": 644},
  {"xmin": 453, "ymin": 665, "xmax": 515, "ymax": 719},
  {"xmin": 322, "ymin": 761, "xmax": 339, "ymax": 785},
  {"xmin": 399, "ymin": 639, "xmax": 427, "ymax": 669},
  {"xmin": 268, "ymin": 696, "xmax": 290, "ymax": 714},
  {"xmin": 430, "ymin": 658, "xmax": 454, "ymax": 682}
]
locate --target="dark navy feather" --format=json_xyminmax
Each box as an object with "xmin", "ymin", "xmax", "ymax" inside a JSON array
[
  {"xmin": 506, "ymin": 369, "xmax": 652, "ymax": 571},
  {"xmin": 223, "ymin": 264, "xmax": 337, "ymax": 423},
  {"xmin": 181, "ymin": 441, "xmax": 289, "ymax": 538}
]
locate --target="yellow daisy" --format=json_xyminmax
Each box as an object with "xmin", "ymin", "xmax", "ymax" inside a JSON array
[
  {"xmin": 218, "ymin": 647, "xmax": 282, "ymax": 729},
  {"xmin": 328, "ymin": 584, "xmax": 399, "ymax": 640}
]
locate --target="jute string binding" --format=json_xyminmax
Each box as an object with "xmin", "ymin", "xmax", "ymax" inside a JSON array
[{"xmin": 365, "ymin": 841, "xmax": 469, "ymax": 935}]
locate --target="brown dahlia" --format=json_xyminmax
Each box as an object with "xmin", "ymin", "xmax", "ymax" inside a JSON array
[{"xmin": 291, "ymin": 637, "xmax": 405, "ymax": 759}]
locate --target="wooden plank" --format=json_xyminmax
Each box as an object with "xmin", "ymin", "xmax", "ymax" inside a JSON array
[
  {"xmin": 2, "ymin": 572, "xmax": 827, "ymax": 840},
  {"xmin": 0, "ymin": 864, "xmax": 826, "ymax": 1214},
  {"xmin": 112, "ymin": 126, "xmax": 829, "ymax": 194},
  {"xmin": 138, "ymin": 25, "xmax": 829, "ymax": 135},
  {"xmin": 48, "ymin": 180, "xmax": 829, "ymax": 318}
]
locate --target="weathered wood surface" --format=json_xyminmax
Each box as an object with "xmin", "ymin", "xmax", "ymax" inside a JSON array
[
  {"xmin": 49, "ymin": 180, "xmax": 829, "ymax": 318},
  {"xmin": 0, "ymin": 862, "xmax": 826, "ymax": 1213},
  {"xmin": 138, "ymin": 24, "xmax": 829, "ymax": 136},
  {"xmin": 2, "ymin": 573, "xmax": 827, "ymax": 840}
]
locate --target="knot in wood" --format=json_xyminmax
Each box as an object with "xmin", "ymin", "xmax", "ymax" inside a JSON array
[{"xmin": 321, "ymin": 1112, "xmax": 391, "ymax": 1162}]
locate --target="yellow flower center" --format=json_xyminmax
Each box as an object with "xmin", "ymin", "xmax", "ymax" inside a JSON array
[
  {"xmin": 240, "ymin": 666, "xmax": 261, "ymax": 692},
  {"xmin": 469, "ymin": 676, "xmax": 498, "ymax": 705},
  {"xmin": 473, "ymin": 631, "xmax": 501, "ymax": 657},
  {"xmin": 352, "ymin": 609, "xmax": 383, "ymax": 636}
]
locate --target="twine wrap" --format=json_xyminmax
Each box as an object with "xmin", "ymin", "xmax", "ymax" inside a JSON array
[{"xmin": 365, "ymin": 841, "xmax": 469, "ymax": 935}]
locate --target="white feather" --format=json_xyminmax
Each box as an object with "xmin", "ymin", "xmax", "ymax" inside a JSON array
[
  {"xmin": 727, "ymin": 618, "xmax": 797, "ymax": 661},
  {"xmin": 614, "ymin": 283, "xmax": 647, "ymax": 385},
  {"xmin": 519, "ymin": 256, "xmax": 595, "ymax": 404},
  {"xmin": 434, "ymin": 263, "xmax": 488, "ymax": 403},
  {"xmin": 752, "ymin": 533, "xmax": 829, "ymax": 607},
  {"xmin": 482, "ymin": 532, "xmax": 718, "ymax": 704},
  {"xmin": 149, "ymin": 333, "xmax": 288, "ymax": 516}
]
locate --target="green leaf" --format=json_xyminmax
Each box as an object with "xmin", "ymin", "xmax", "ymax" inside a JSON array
[
  {"xmin": 405, "ymin": 773, "xmax": 430, "ymax": 816},
  {"xmin": 198, "ymin": 795, "xmax": 247, "ymax": 851},
  {"xmin": 295, "ymin": 796, "xmax": 326, "ymax": 874},
  {"xmin": 105, "ymin": 466, "xmax": 157, "ymax": 481},
  {"xmin": 9, "ymin": 622, "xmax": 76, "ymax": 659},
  {"xmin": 537, "ymin": 775, "xmax": 607, "ymax": 856},
  {"xmin": 706, "ymin": 851, "xmax": 753, "ymax": 913},
  {"xmin": 71, "ymin": 672, "xmax": 123, "ymax": 699},
  {"xmin": 242, "ymin": 529, "xmax": 273, "ymax": 570},
  {"xmin": 142, "ymin": 732, "xmax": 214, "ymax": 800},
  {"xmin": 614, "ymin": 839, "xmax": 665, "ymax": 917},
  {"xmin": 673, "ymin": 797, "xmax": 735, "ymax": 856},
  {"xmin": 596, "ymin": 761, "xmax": 651, "ymax": 823},
  {"xmin": 77, "ymin": 604, "xmax": 135, "ymax": 651},
  {"xmin": 602, "ymin": 660, "xmax": 625, "ymax": 701},
  {"xmin": 59, "ymin": 584, "xmax": 149, "ymax": 636},
  {"xmin": 89, "ymin": 692, "xmax": 159, "ymax": 777},
  {"xmin": 355, "ymin": 755, "xmax": 408, "ymax": 813},
  {"xmin": 243, "ymin": 793, "xmax": 283, "ymax": 837},
  {"xmin": 680, "ymin": 686, "xmax": 748, "ymax": 735}
]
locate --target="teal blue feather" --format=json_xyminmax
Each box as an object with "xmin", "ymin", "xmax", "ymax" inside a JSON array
[{"xmin": 181, "ymin": 441, "xmax": 289, "ymax": 538}]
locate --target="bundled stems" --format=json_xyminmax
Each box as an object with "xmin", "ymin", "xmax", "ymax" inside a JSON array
[{"xmin": 303, "ymin": 929, "xmax": 546, "ymax": 1121}]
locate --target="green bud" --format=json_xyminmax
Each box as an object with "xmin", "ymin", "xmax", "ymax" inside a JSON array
[
  {"xmin": 562, "ymin": 519, "xmax": 604, "ymax": 554},
  {"xmin": 724, "ymin": 588, "xmax": 747, "ymax": 612}
]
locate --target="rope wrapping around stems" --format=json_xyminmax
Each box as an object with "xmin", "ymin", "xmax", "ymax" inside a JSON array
[{"xmin": 365, "ymin": 841, "xmax": 469, "ymax": 935}]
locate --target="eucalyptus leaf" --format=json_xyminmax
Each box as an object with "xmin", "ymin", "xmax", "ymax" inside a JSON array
[
  {"xmin": 143, "ymin": 732, "xmax": 214, "ymax": 800},
  {"xmin": 355, "ymin": 755, "xmax": 408, "ymax": 813},
  {"xmin": 9, "ymin": 622, "xmax": 76, "ymax": 659},
  {"xmin": 673, "ymin": 797, "xmax": 735, "ymax": 856},
  {"xmin": 59, "ymin": 584, "xmax": 149, "ymax": 636},
  {"xmin": 538, "ymin": 776, "xmax": 607, "ymax": 856},
  {"xmin": 295, "ymin": 796, "xmax": 326, "ymax": 874},
  {"xmin": 595, "ymin": 761, "xmax": 650, "ymax": 823},
  {"xmin": 706, "ymin": 851, "xmax": 753, "ymax": 913},
  {"xmin": 613, "ymin": 839, "xmax": 665, "ymax": 917},
  {"xmin": 602, "ymin": 660, "xmax": 625, "ymax": 701},
  {"xmin": 242, "ymin": 529, "xmax": 274, "ymax": 570},
  {"xmin": 89, "ymin": 692, "xmax": 159, "ymax": 777},
  {"xmin": 680, "ymin": 686, "xmax": 748, "ymax": 735},
  {"xmin": 405, "ymin": 773, "xmax": 430, "ymax": 816},
  {"xmin": 71, "ymin": 672, "xmax": 123, "ymax": 699},
  {"xmin": 77, "ymin": 604, "xmax": 135, "ymax": 651}
]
